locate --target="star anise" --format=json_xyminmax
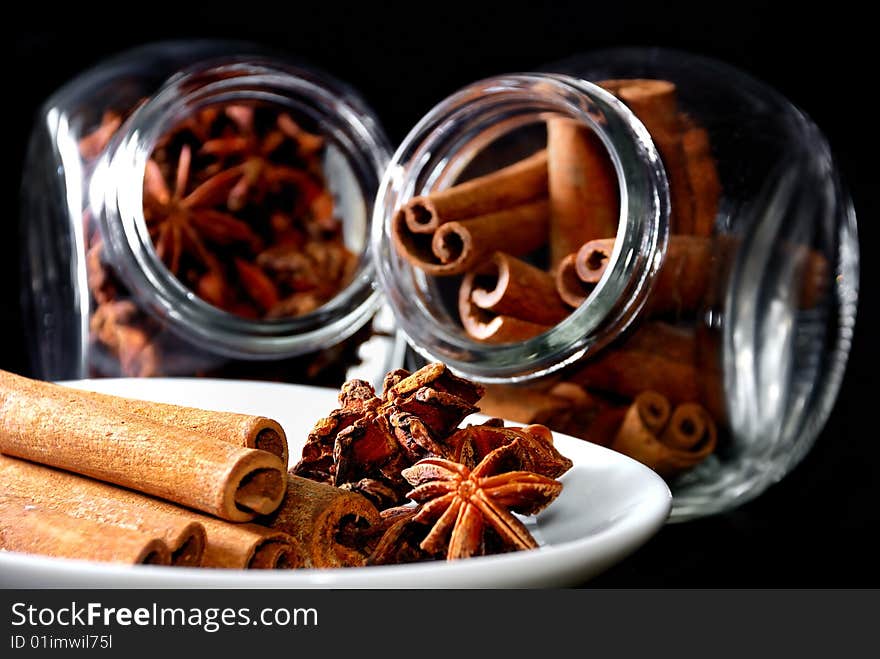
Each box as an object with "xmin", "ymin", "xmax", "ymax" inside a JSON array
[
  {"xmin": 143, "ymin": 144, "xmax": 261, "ymax": 277},
  {"xmin": 448, "ymin": 421, "xmax": 573, "ymax": 478},
  {"xmin": 402, "ymin": 439, "xmax": 563, "ymax": 560}
]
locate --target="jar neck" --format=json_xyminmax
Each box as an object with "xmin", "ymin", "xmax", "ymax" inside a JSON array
[
  {"xmin": 372, "ymin": 73, "xmax": 670, "ymax": 382},
  {"xmin": 93, "ymin": 58, "xmax": 391, "ymax": 358}
]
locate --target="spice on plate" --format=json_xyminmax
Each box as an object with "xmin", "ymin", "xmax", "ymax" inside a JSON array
[
  {"xmin": 402, "ymin": 439, "xmax": 562, "ymax": 560},
  {"xmin": 0, "ymin": 370, "xmax": 287, "ymax": 522},
  {"xmin": 292, "ymin": 363, "xmax": 570, "ymax": 509},
  {"xmin": 260, "ymin": 474, "xmax": 381, "ymax": 568},
  {"xmin": 0, "ymin": 453, "xmax": 305, "ymax": 570},
  {"xmin": 0, "ymin": 495, "xmax": 172, "ymax": 566}
]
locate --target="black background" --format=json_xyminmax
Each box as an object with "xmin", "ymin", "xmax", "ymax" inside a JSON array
[{"xmin": 9, "ymin": 3, "xmax": 878, "ymax": 586}]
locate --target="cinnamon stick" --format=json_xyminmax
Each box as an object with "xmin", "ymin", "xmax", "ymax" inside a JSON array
[
  {"xmin": 0, "ymin": 494, "xmax": 171, "ymax": 566},
  {"xmin": 262, "ymin": 474, "xmax": 381, "ymax": 568},
  {"xmin": 459, "ymin": 271, "xmax": 552, "ymax": 342},
  {"xmin": 547, "ymin": 117, "xmax": 619, "ymax": 270},
  {"xmin": 555, "ymin": 252, "xmax": 595, "ymax": 308},
  {"xmin": 569, "ymin": 322, "xmax": 702, "ymax": 404},
  {"xmin": 393, "ymin": 199, "xmax": 545, "ymax": 277},
  {"xmin": 0, "ymin": 455, "xmax": 302, "ymax": 569},
  {"xmin": 571, "ymin": 235, "xmax": 825, "ymax": 318},
  {"xmin": 468, "ymin": 252, "xmax": 570, "ymax": 325},
  {"xmin": 572, "ymin": 235, "xmax": 715, "ymax": 315},
  {"xmin": 636, "ymin": 390, "xmax": 672, "ymax": 434},
  {"xmin": 402, "ymin": 150, "xmax": 548, "ymax": 233},
  {"xmin": 601, "ymin": 79, "xmax": 693, "ymax": 234},
  {"xmin": 430, "ymin": 200, "xmax": 550, "ymax": 275},
  {"xmin": 0, "ymin": 370, "xmax": 286, "ymax": 522},
  {"xmin": 64, "ymin": 388, "xmax": 288, "ymax": 464},
  {"xmin": 681, "ymin": 123, "xmax": 721, "ymax": 237},
  {"xmin": 199, "ymin": 522, "xmax": 304, "ymax": 569},
  {"xmin": 662, "ymin": 403, "xmax": 711, "ymax": 450},
  {"xmin": 574, "ymin": 238, "xmax": 615, "ymax": 284},
  {"xmin": 611, "ymin": 395, "xmax": 716, "ymax": 478}
]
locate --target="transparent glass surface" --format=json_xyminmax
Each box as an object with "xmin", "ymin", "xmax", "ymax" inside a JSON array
[
  {"xmin": 374, "ymin": 48, "xmax": 859, "ymax": 519},
  {"xmin": 20, "ymin": 41, "xmax": 392, "ymax": 385}
]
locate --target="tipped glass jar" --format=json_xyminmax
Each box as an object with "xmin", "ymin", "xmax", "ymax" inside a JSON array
[
  {"xmin": 372, "ymin": 48, "xmax": 859, "ymax": 519},
  {"xmin": 20, "ymin": 41, "xmax": 392, "ymax": 386}
]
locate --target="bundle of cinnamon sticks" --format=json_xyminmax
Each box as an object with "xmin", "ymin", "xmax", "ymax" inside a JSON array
[
  {"xmin": 390, "ymin": 78, "xmax": 739, "ymax": 477},
  {"xmin": 0, "ymin": 370, "xmax": 382, "ymax": 568}
]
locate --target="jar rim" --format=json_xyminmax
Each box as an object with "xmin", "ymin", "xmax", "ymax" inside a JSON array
[
  {"xmin": 97, "ymin": 58, "xmax": 392, "ymax": 358},
  {"xmin": 371, "ymin": 73, "xmax": 670, "ymax": 382}
]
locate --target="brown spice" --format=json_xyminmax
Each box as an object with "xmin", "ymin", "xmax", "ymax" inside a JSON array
[{"xmin": 402, "ymin": 439, "xmax": 563, "ymax": 560}]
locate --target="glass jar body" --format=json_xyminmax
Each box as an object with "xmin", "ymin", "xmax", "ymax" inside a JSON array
[
  {"xmin": 20, "ymin": 41, "xmax": 392, "ymax": 387},
  {"xmin": 373, "ymin": 48, "xmax": 858, "ymax": 519}
]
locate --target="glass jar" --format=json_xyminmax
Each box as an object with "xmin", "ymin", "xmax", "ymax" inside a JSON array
[
  {"xmin": 372, "ymin": 48, "xmax": 859, "ymax": 519},
  {"xmin": 20, "ymin": 41, "xmax": 392, "ymax": 387}
]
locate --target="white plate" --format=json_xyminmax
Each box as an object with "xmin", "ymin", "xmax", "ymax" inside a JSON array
[{"xmin": 0, "ymin": 378, "xmax": 671, "ymax": 588}]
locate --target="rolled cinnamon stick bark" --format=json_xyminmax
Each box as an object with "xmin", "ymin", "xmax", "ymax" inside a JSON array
[
  {"xmin": 575, "ymin": 238, "xmax": 615, "ymax": 284},
  {"xmin": 63, "ymin": 388, "xmax": 288, "ymax": 464},
  {"xmin": 459, "ymin": 271, "xmax": 552, "ymax": 342},
  {"xmin": 199, "ymin": 523, "xmax": 304, "ymax": 569},
  {"xmin": 555, "ymin": 252, "xmax": 595, "ymax": 308},
  {"xmin": 0, "ymin": 370, "xmax": 286, "ymax": 522},
  {"xmin": 0, "ymin": 495, "xmax": 171, "ymax": 566},
  {"xmin": 569, "ymin": 322, "xmax": 702, "ymax": 404},
  {"xmin": 262, "ymin": 474, "xmax": 381, "ymax": 568},
  {"xmin": 611, "ymin": 396, "xmax": 716, "ymax": 477},
  {"xmin": 402, "ymin": 150, "xmax": 548, "ymax": 233},
  {"xmin": 681, "ymin": 123, "xmax": 721, "ymax": 238},
  {"xmin": 547, "ymin": 117, "xmax": 619, "ymax": 270},
  {"xmin": 662, "ymin": 403, "xmax": 711, "ymax": 450},
  {"xmin": 469, "ymin": 252, "xmax": 570, "ymax": 325},
  {"xmin": 430, "ymin": 200, "xmax": 550, "ymax": 274},
  {"xmin": 0, "ymin": 455, "xmax": 303, "ymax": 569},
  {"xmin": 392, "ymin": 200, "xmax": 548, "ymax": 277},
  {"xmin": 601, "ymin": 79, "xmax": 694, "ymax": 234},
  {"xmin": 564, "ymin": 236, "xmax": 714, "ymax": 316},
  {"xmin": 636, "ymin": 390, "xmax": 672, "ymax": 434}
]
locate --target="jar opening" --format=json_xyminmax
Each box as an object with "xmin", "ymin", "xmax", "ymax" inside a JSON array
[
  {"xmin": 97, "ymin": 59, "xmax": 391, "ymax": 358},
  {"xmin": 372, "ymin": 73, "xmax": 669, "ymax": 382}
]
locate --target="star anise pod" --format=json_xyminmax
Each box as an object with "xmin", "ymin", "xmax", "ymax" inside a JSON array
[
  {"xmin": 143, "ymin": 144, "xmax": 261, "ymax": 276},
  {"xmin": 402, "ymin": 439, "xmax": 563, "ymax": 560},
  {"xmin": 365, "ymin": 505, "xmax": 433, "ymax": 566},
  {"xmin": 448, "ymin": 421, "xmax": 573, "ymax": 478}
]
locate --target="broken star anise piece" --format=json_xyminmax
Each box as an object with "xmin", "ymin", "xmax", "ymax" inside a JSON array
[
  {"xmin": 402, "ymin": 439, "xmax": 563, "ymax": 560},
  {"xmin": 382, "ymin": 362, "xmax": 484, "ymax": 405},
  {"xmin": 448, "ymin": 421, "xmax": 573, "ymax": 479}
]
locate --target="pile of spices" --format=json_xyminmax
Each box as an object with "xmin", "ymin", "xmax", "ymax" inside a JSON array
[
  {"xmin": 143, "ymin": 104, "xmax": 356, "ymax": 320},
  {"xmin": 292, "ymin": 362, "xmax": 571, "ymax": 562},
  {"xmin": 79, "ymin": 103, "xmax": 362, "ymax": 380}
]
